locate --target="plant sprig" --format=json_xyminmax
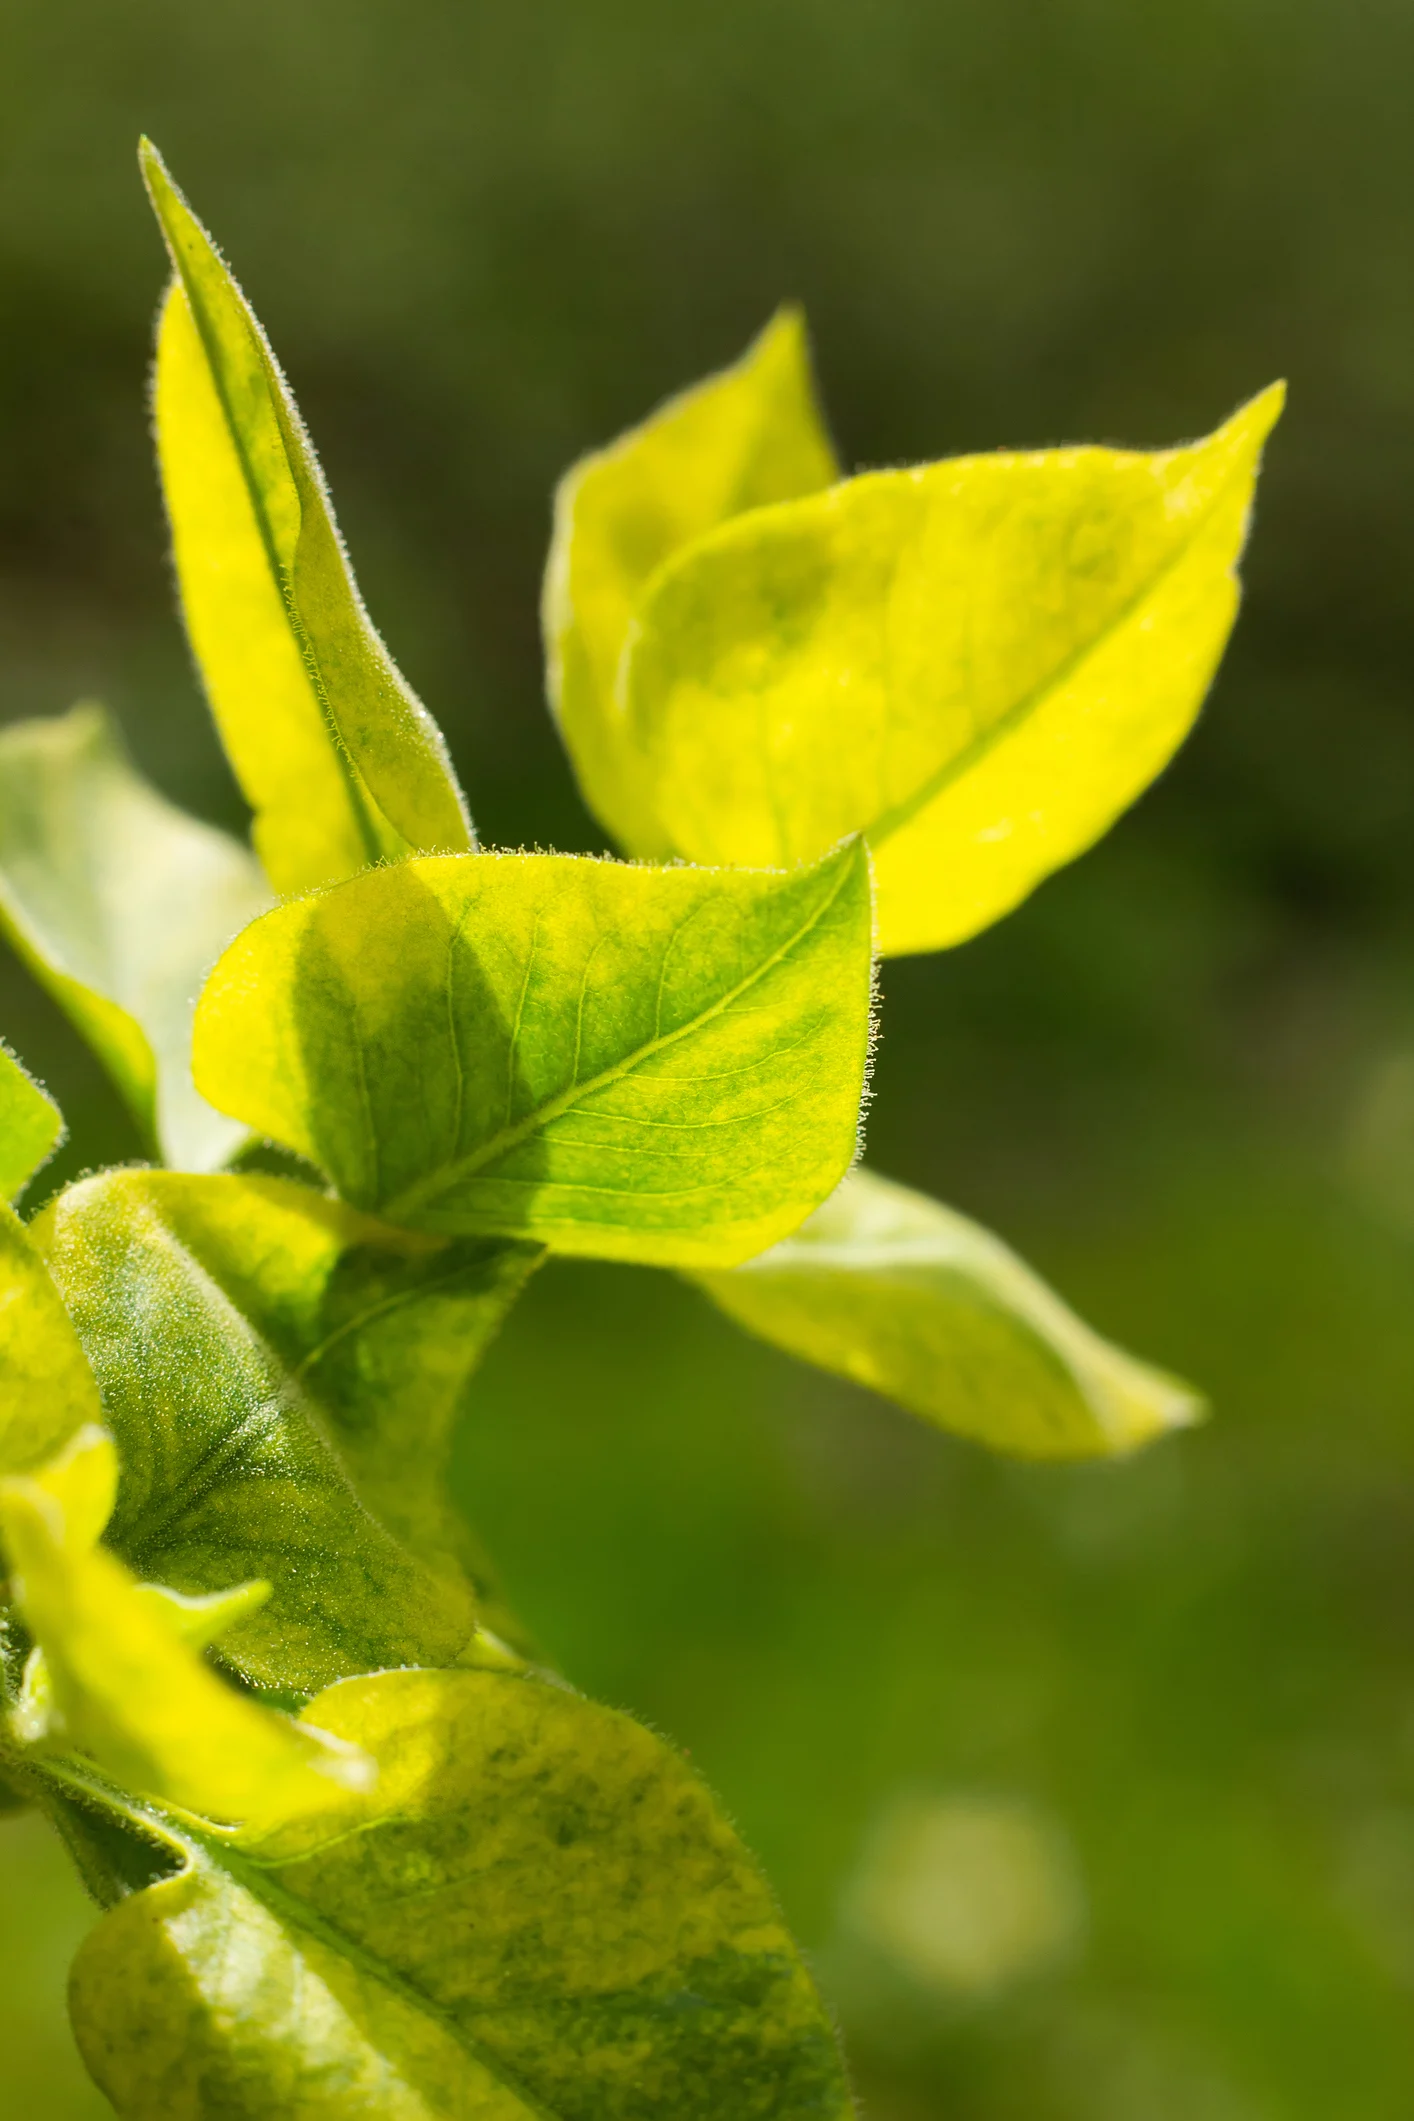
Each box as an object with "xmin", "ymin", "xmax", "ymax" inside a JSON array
[{"xmin": 0, "ymin": 139, "xmax": 1280, "ymax": 2116}]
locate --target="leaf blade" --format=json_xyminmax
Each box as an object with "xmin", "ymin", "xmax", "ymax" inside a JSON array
[
  {"xmin": 544, "ymin": 307, "xmax": 838, "ymax": 854},
  {"xmin": 142, "ymin": 138, "xmax": 473, "ymax": 894},
  {"xmin": 33, "ymin": 1169, "xmax": 539, "ymax": 1694},
  {"xmin": 0, "ymin": 704, "xmax": 271, "ymax": 1168},
  {"xmin": 694, "ymin": 1166, "xmax": 1203, "ymax": 1458},
  {"xmin": 0, "ymin": 1202, "xmax": 104, "ymax": 1479},
  {"xmin": 623, "ymin": 386, "xmax": 1284, "ymax": 954},
  {"xmin": 69, "ymin": 1667, "xmax": 853, "ymax": 2120},
  {"xmin": 192, "ymin": 845, "xmax": 876, "ymax": 1268},
  {"xmin": 0, "ymin": 1429, "xmax": 370, "ymax": 1829},
  {"xmin": 0, "ymin": 1038, "xmax": 63, "ymax": 1201}
]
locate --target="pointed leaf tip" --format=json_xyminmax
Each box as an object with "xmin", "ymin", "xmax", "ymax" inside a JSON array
[{"xmin": 144, "ymin": 149, "xmax": 473, "ymax": 894}]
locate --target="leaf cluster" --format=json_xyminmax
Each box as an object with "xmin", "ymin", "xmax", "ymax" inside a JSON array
[{"xmin": 0, "ymin": 141, "xmax": 1280, "ymax": 2115}]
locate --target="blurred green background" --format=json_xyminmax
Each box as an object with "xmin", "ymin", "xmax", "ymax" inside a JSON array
[{"xmin": 4, "ymin": 2, "xmax": 1414, "ymax": 2115}]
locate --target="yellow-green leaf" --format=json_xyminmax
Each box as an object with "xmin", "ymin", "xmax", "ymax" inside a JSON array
[
  {"xmin": 0, "ymin": 1429, "xmax": 371, "ymax": 1829},
  {"xmin": 69, "ymin": 1667, "xmax": 852, "ymax": 2119},
  {"xmin": 0, "ymin": 1038, "xmax": 63, "ymax": 1201},
  {"xmin": 695, "ymin": 1166, "xmax": 1203, "ymax": 1458},
  {"xmin": 0, "ymin": 704, "xmax": 271, "ymax": 1168},
  {"xmin": 544, "ymin": 307, "xmax": 838, "ymax": 854},
  {"xmin": 622, "ymin": 386, "xmax": 1284, "ymax": 954},
  {"xmin": 34, "ymin": 1169, "xmax": 539, "ymax": 1694},
  {"xmin": 0, "ymin": 1202, "xmax": 104, "ymax": 1480},
  {"xmin": 142, "ymin": 138, "xmax": 473, "ymax": 895},
  {"xmin": 192, "ymin": 845, "xmax": 875, "ymax": 1268}
]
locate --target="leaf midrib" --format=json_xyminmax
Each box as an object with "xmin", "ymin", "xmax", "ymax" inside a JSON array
[
  {"xmin": 42, "ymin": 1757, "xmax": 565, "ymax": 2121},
  {"xmin": 861, "ymin": 440, "xmax": 1250, "ymax": 853},
  {"xmin": 379, "ymin": 849, "xmax": 859, "ymax": 1224},
  {"xmin": 151, "ymin": 164, "xmax": 387, "ymax": 872}
]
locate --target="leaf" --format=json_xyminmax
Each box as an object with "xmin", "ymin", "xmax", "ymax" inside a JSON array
[
  {"xmin": 0, "ymin": 1428, "xmax": 371, "ymax": 1828},
  {"xmin": 621, "ymin": 386, "xmax": 1284, "ymax": 955},
  {"xmin": 0, "ymin": 1200, "xmax": 104, "ymax": 1479},
  {"xmin": 544, "ymin": 307, "xmax": 839, "ymax": 856},
  {"xmin": 694, "ymin": 1166, "xmax": 1203, "ymax": 1458},
  {"xmin": 68, "ymin": 1665, "xmax": 853, "ymax": 2120},
  {"xmin": 142, "ymin": 137, "xmax": 473, "ymax": 897},
  {"xmin": 33, "ymin": 1168, "xmax": 540, "ymax": 1695},
  {"xmin": 0, "ymin": 1037, "xmax": 63, "ymax": 1200},
  {"xmin": 192, "ymin": 844, "xmax": 876, "ymax": 1268},
  {"xmin": 0, "ymin": 704, "xmax": 271, "ymax": 1169}
]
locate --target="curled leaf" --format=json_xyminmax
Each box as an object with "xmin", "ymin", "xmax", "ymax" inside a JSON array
[
  {"xmin": 695, "ymin": 1166, "xmax": 1203, "ymax": 1458},
  {"xmin": 143, "ymin": 138, "xmax": 473, "ymax": 895}
]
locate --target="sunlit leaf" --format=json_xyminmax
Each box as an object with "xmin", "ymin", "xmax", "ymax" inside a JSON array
[
  {"xmin": 544, "ymin": 307, "xmax": 838, "ymax": 855},
  {"xmin": 0, "ymin": 1038, "xmax": 63, "ymax": 1201},
  {"xmin": 69, "ymin": 1666, "xmax": 852, "ymax": 2120},
  {"xmin": 0, "ymin": 704, "xmax": 270, "ymax": 1168},
  {"xmin": 622, "ymin": 386, "xmax": 1284, "ymax": 954},
  {"xmin": 0, "ymin": 1428, "xmax": 371, "ymax": 1829},
  {"xmin": 143, "ymin": 138, "xmax": 473, "ymax": 897},
  {"xmin": 694, "ymin": 1166, "xmax": 1203, "ymax": 1457},
  {"xmin": 33, "ymin": 1169, "xmax": 539, "ymax": 1694},
  {"xmin": 192, "ymin": 844, "xmax": 875, "ymax": 1268},
  {"xmin": 0, "ymin": 1202, "xmax": 104, "ymax": 1480}
]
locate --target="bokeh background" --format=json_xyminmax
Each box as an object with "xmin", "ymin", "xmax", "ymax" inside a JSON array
[{"xmin": 4, "ymin": 3, "xmax": 1414, "ymax": 2114}]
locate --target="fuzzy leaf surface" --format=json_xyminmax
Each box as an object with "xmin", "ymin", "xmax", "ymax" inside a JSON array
[
  {"xmin": 193, "ymin": 846, "xmax": 875, "ymax": 1268},
  {"xmin": 624, "ymin": 387, "xmax": 1283, "ymax": 954},
  {"xmin": 0, "ymin": 1038, "xmax": 63, "ymax": 1200},
  {"xmin": 0, "ymin": 704, "xmax": 270, "ymax": 1167},
  {"xmin": 70, "ymin": 1667, "xmax": 853, "ymax": 2120},
  {"xmin": 545, "ymin": 308, "xmax": 838, "ymax": 856},
  {"xmin": 143, "ymin": 139, "xmax": 472, "ymax": 895},
  {"xmin": 34, "ymin": 1170, "xmax": 539, "ymax": 1694},
  {"xmin": 0, "ymin": 1202, "xmax": 103, "ymax": 1479},
  {"xmin": 696, "ymin": 1167, "xmax": 1203, "ymax": 1457},
  {"xmin": 0, "ymin": 1429, "xmax": 370, "ymax": 1828}
]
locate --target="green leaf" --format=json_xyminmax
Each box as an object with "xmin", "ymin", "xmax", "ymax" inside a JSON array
[
  {"xmin": 68, "ymin": 1666, "xmax": 853, "ymax": 2120},
  {"xmin": 544, "ymin": 307, "xmax": 839, "ymax": 856},
  {"xmin": 694, "ymin": 1167, "xmax": 1203, "ymax": 1458},
  {"xmin": 0, "ymin": 704, "xmax": 271, "ymax": 1169},
  {"xmin": 0, "ymin": 1428, "xmax": 371, "ymax": 1829},
  {"xmin": 0, "ymin": 1201, "xmax": 104, "ymax": 1480},
  {"xmin": 621, "ymin": 386, "xmax": 1284, "ymax": 955},
  {"xmin": 0, "ymin": 1038, "xmax": 63, "ymax": 1201},
  {"xmin": 192, "ymin": 845, "xmax": 876, "ymax": 1268},
  {"xmin": 142, "ymin": 138, "xmax": 473, "ymax": 897},
  {"xmin": 33, "ymin": 1168, "xmax": 540, "ymax": 1695}
]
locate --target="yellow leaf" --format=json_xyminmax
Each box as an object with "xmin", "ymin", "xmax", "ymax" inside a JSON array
[
  {"xmin": 143, "ymin": 140, "xmax": 472, "ymax": 896},
  {"xmin": 0, "ymin": 1429, "xmax": 372, "ymax": 1830},
  {"xmin": 544, "ymin": 308, "xmax": 838, "ymax": 853},
  {"xmin": 623, "ymin": 385, "xmax": 1284, "ymax": 954}
]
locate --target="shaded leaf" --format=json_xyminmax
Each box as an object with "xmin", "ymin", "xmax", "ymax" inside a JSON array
[
  {"xmin": 193, "ymin": 845, "xmax": 875, "ymax": 1268},
  {"xmin": 0, "ymin": 704, "xmax": 270, "ymax": 1168},
  {"xmin": 623, "ymin": 387, "xmax": 1284, "ymax": 954},
  {"xmin": 0, "ymin": 1428, "xmax": 370, "ymax": 1829},
  {"xmin": 34, "ymin": 1169, "xmax": 539, "ymax": 1695},
  {"xmin": 695, "ymin": 1167, "xmax": 1202, "ymax": 1457},
  {"xmin": 545, "ymin": 307, "xmax": 838, "ymax": 855},
  {"xmin": 143, "ymin": 138, "xmax": 473, "ymax": 896},
  {"xmin": 0, "ymin": 1200, "xmax": 104, "ymax": 1480},
  {"xmin": 70, "ymin": 1666, "xmax": 853, "ymax": 2120},
  {"xmin": 0, "ymin": 1037, "xmax": 63, "ymax": 1201}
]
